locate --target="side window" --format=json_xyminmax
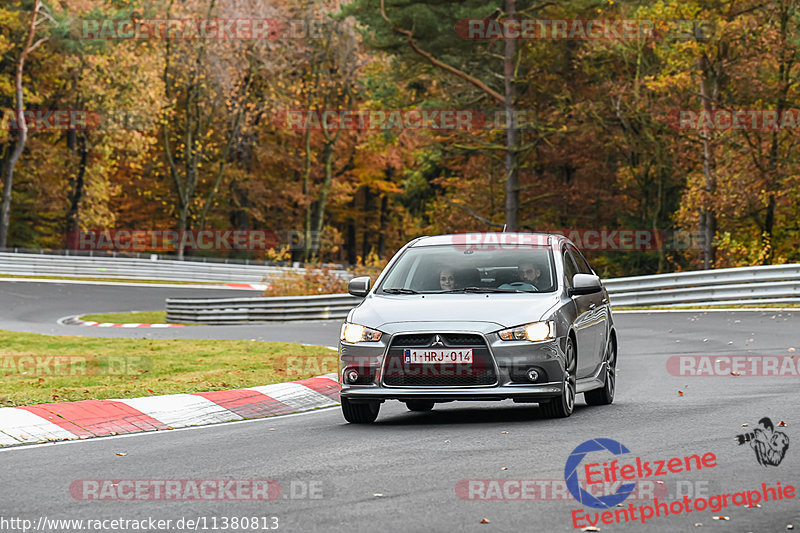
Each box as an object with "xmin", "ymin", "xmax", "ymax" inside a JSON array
[
  {"xmin": 568, "ymin": 244, "xmax": 593, "ymax": 275},
  {"xmin": 562, "ymin": 249, "xmax": 579, "ymax": 286}
]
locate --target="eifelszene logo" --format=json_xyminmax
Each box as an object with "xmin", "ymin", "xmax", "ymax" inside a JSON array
[
  {"xmin": 565, "ymin": 438, "xmax": 718, "ymax": 509},
  {"xmin": 736, "ymin": 417, "xmax": 789, "ymax": 466},
  {"xmin": 565, "ymin": 438, "xmax": 636, "ymax": 508}
]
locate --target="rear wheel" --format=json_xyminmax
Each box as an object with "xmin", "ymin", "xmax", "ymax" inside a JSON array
[
  {"xmin": 406, "ymin": 400, "xmax": 435, "ymax": 412},
  {"xmin": 584, "ymin": 335, "xmax": 616, "ymax": 406},
  {"xmin": 341, "ymin": 398, "xmax": 380, "ymax": 424},
  {"xmin": 540, "ymin": 336, "xmax": 576, "ymax": 419}
]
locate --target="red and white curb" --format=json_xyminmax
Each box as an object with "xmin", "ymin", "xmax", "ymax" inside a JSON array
[
  {"xmin": 224, "ymin": 283, "xmax": 270, "ymax": 291},
  {"xmin": 0, "ymin": 374, "xmax": 339, "ymax": 447},
  {"xmin": 59, "ymin": 316, "xmax": 185, "ymax": 328},
  {"xmin": 0, "ymin": 278, "xmax": 270, "ymax": 291}
]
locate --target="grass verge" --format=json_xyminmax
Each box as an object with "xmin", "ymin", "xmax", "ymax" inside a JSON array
[
  {"xmin": 79, "ymin": 311, "xmax": 170, "ymax": 324},
  {"xmin": 0, "ymin": 329, "xmax": 338, "ymax": 407}
]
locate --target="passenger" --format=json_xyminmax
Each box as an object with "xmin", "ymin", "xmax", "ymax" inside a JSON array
[{"xmin": 439, "ymin": 268, "xmax": 456, "ymax": 291}]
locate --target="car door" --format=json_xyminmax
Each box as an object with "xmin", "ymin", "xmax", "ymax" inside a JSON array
[
  {"xmin": 562, "ymin": 246, "xmax": 597, "ymax": 378},
  {"xmin": 568, "ymin": 244, "xmax": 607, "ymax": 374}
]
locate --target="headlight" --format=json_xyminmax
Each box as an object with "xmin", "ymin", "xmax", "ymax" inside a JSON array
[
  {"xmin": 498, "ymin": 321, "xmax": 555, "ymax": 342},
  {"xmin": 340, "ymin": 323, "xmax": 383, "ymax": 343}
]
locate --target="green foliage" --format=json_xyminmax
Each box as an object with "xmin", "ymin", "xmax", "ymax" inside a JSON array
[{"xmin": 1, "ymin": 0, "xmax": 798, "ymax": 276}]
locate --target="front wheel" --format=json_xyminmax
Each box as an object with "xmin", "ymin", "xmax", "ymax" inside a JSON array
[
  {"xmin": 341, "ymin": 398, "xmax": 380, "ymax": 424},
  {"xmin": 584, "ymin": 336, "xmax": 616, "ymax": 406},
  {"xmin": 540, "ymin": 336, "xmax": 576, "ymax": 419}
]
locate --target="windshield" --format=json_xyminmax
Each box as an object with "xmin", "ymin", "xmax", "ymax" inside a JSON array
[{"xmin": 378, "ymin": 244, "xmax": 556, "ymax": 294}]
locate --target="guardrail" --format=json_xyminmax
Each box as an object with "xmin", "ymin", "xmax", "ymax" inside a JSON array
[
  {"xmin": 165, "ymin": 263, "xmax": 800, "ymax": 324},
  {"xmin": 166, "ymin": 294, "xmax": 361, "ymax": 324},
  {"xmin": 0, "ymin": 251, "xmax": 349, "ymax": 283},
  {"xmin": 605, "ymin": 264, "xmax": 800, "ymax": 307}
]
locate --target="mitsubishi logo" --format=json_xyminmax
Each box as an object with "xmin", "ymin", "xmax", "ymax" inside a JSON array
[{"xmin": 431, "ymin": 335, "xmax": 444, "ymax": 347}]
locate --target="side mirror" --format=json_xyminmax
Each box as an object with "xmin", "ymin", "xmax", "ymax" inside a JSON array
[
  {"xmin": 569, "ymin": 273, "xmax": 602, "ymax": 296},
  {"xmin": 348, "ymin": 276, "xmax": 372, "ymax": 297}
]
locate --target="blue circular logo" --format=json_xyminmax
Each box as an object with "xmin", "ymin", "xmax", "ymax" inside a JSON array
[{"xmin": 564, "ymin": 438, "xmax": 636, "ymax": 509}]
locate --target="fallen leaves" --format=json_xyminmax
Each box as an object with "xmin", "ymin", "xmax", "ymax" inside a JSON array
[
  {"xmin": 778, "ymin": 421, "xmax": 787, "ymax": 427},
  {"xmin": 678, "ymin": 391, "xmax": 684, "ymax": 397},
  {"xmin": 712, "ymin": 516, "xmax": 729, "ymax": 521},
  {"xmin": 480, "ymin": 518, "xmax": 490, "ymax": 524},
  {"xmin": 116, "ymin": 452, "xmax": 127, "ymax": 456}
]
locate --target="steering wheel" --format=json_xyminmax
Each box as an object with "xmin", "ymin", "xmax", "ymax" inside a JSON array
[{"xmin": 507, "ymin": 282, "xmax": 538, "ymax": 292}]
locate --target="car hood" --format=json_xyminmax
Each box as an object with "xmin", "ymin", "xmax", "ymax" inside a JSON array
[{"xmin": 349, "ymin": 293, "xmax": 562, "ymax": 331}]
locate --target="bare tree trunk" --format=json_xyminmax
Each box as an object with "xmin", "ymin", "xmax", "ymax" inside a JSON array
[
  {"xmin": 0, "ymin": 1, "xmax": 44, "ymax": 248},
  {"xmin": 65, "ymin": 131, "xmax": 88, "ymax": 241},
  {"xmin": 361, "ymin": 187, "xmax": 372, "ymax": 260},
  {"xmin": 311, "ymin": 132, "xmax": 339, "ymax": 244},
  {"xmin": 761, "ymin": 4, "xmax": 793, "ymax": 265},
  {"xmin": 346, "ymin": 193, "xmax": 357, "ymax": 265},
  {"xmin": 302, "ymin": 126, "xmax": 313, "ymax": 263},
  {"xmin": 503, "ymin": 0, "xmax": 519, "ymax": 230},
  {"xmin": 698, "ymin": 54, "xmax": 719, "ymax": 269}
]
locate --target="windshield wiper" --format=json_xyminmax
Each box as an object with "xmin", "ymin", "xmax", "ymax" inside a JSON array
[
  {"xmin": 382, "ymin": 288, "xmax": 421, "ymax": 294},
  {"xmin": 438, "ymin": 287, "xmax": 532, "ymax": 294}
]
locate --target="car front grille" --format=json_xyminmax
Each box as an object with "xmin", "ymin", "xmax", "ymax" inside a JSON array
[{"xmin": 382, "ymin": 333, "xmax": 497, "ymax": 387}]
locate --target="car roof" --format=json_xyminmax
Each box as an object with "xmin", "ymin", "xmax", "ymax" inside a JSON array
[{"xmin": 410, "ymin": 232, "xmax": 564, "ymax": 247}]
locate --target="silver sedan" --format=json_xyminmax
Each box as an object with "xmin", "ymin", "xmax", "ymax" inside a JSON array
[{"xmin": 338, "ymin": 232, "xmax": 617, "ymax": 423}]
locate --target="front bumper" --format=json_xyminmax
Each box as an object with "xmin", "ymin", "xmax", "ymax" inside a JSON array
[
  {"xmin": 341, "ymin": 383, "xmax": 564, "ymax": 402},
  {"xmin": 339, "ymin": 326, "xmax": 568, "ymax": 403}
]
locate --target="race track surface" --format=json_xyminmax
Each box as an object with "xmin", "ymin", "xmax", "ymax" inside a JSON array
[
  {"xmin": 0, "ymin": 280, "xmax": 798, "ymax": 532},
  {"xmin": 0, "ymin": 280, "xmax": 340, "ymax": 345}
]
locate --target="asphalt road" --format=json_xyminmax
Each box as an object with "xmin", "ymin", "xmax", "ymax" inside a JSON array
[
  {"xmin": 0, "ymin": 280, "xmax": 340, "ymax": 345},
  {"xmin": 1, "ymin": 281, "xmax": 798, "ymax": 532}
]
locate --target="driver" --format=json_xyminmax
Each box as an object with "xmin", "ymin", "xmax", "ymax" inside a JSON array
[{"xmin": 519, "ymin": 263, "xmax": 542, "ymax": 286}]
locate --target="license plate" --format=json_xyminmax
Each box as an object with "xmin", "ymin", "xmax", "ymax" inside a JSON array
[{"xmin": 403, "ymin": 349, "xmax": 473, "ymax": 364}]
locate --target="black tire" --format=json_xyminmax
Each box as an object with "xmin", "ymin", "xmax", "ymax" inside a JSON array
[
  {"xmin": 585, "ymin": 335, "xmax": 616, "ymax": 406},
  {"xmin": 341, "ymin": 398, "xmax": 380, "ymax": 424},
  {"xmin": 406, "ymin": 400, "xmax": 435, "ymax": 412},
  {"xmin": 540, "ymin": 336, "xmax": 576, "ymax": 419}
]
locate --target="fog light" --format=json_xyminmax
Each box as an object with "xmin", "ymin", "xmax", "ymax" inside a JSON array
[
  {"xmin": 526, "ymin": 368, "xmax": 539, "ymax": 382},
  {"xmin": 345, "ymin": 369, "xmax": 360, "ymax": 384}
]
